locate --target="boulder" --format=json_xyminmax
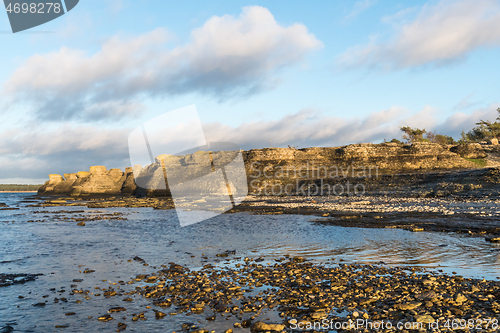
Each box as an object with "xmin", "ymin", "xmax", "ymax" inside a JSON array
[
  {"xmin": 251, "ymin": 321, "xmax": 285, "ymax": 332},
  {"xmin": 487, "ymin": 138, "xmax": 499, "ymax": 145}
]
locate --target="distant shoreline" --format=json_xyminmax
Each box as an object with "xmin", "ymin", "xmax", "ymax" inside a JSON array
[{"xmin": 0, "ymin": 191, "xmax": 38, "ymax": 193}]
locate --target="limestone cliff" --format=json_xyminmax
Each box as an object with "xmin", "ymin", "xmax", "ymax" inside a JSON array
[
  {"xmin": 38, "ymin": 166, "xmax": 137, "ymax": 196},
  {"xmin": 37, "ymin": 142, "xmax": 483, "ymax": 197}
]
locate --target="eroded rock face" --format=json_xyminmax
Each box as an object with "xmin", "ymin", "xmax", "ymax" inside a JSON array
[
  {"xmin": 49, "ymin": 174, "xmax": 64, "ymax": 183},
  {"xmin": 90, "ymin": 165, "xmax": 107, "ymax": 174},
  {"xmin": 244, "ymin": 142, "xmax": 478, "ymax": 194},
  {"xmin": 38, "ymin": 143, "xmax": 482, "ymax": 197},
  {"xmin": 134, "ymin": 163, "xmax": 169, "ymax": 197},
  {"xmin": 63, "ymin": 173, "xmax": 78, "ymax": 181},
  {"xmin": 77, "ymin": 171, "xmax": 90, "ymax": 178},
  {"xmin": 108, "ymin": 169, "xmax": 124, "ymax": 182},
  {"xmin": 70, "ymin": 166, "xmax": 125, "ymax": 196},
  {"xmin": 38, "ymin": 174, "xmax": 65, "ymax": 195},
  {"xmin": 121, "ymin": 167, "xmax": 137, "ymax": 195},
  {"xmin": 51, "ymin": 178, "xmax": 78, "ymax": 194}
]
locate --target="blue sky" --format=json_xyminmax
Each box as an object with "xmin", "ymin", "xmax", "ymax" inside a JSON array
[{"xmin": 1, "ymin": 0, "xmax": 500, "ymax": 183}]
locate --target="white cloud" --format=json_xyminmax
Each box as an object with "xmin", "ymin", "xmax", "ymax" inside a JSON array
[
  {"xmin": 0, "ymin": 125, "xmax": 131, "ymax": 180},
  {"xmin": 453, "ymin": 93, "xmax": 479, "ymax": 110},
  {"xmin": 204, "ymin": 107, "xmax": 411, "ymax": 148},
  {"xmin": 345, "ymin": 0, "xmax": 378, "ymax": 21},
  {"xmin": 205, "ymin": 104, "xmax": 500, "ymax": 149},
  {"xmin": 338, "ymin": 0, "xmax": 500, "ymax": 69},
  {"xmin": 1, "ymin": 104, "xmax": 498, "ymax": 181},
  {"xmin": 2, "ymin": 6, "xmax": 322, "ymax": 121},
  {"xmin": 434, "ymin": 103, "xmax": 499, "ymax": 134}
]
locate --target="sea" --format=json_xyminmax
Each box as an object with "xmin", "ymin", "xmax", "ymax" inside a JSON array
[{"xmin": 1, "ymin": 192, "xmax": 499, "ymax": 332}]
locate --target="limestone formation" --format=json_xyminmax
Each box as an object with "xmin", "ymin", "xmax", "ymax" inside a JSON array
[
  {"xmin": 49, "ymin": 174, "xmax": 64, "ymax": 183},
  {"xmin": 107, "ymin": 169, "xmax": 124, "ymax": 182},
  {"xmin": 121, "ymin": 167, "xmax": 137, "ymax": 195},
  {"xmin": 63, "ymin": 173, "xmax": 77, "ymax": 181},
  {"xmin": 90, "ymin": 165, "xmax": 107, "ymax": 174},
  {"xmin": 38, "ymin": 142, "xmax": 484, "ymax": 197},
  {"xmin": 38, "ymin": 174, "xmax": 65, "ymax": 195},
  {"xmin": 76, "ymin": 171, "xmax": 90, "ymax": 178},
  {"xmin": 70, "ymin": 166, "xmax": 124, "ymax": 196}
]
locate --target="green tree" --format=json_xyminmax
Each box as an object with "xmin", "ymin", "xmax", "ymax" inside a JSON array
[
  {"xmin": 465, "ymin": 107, "xmax": 500, "ymax": 142},
  {"xmin": 400, "ymin": 126, "xmax": 427, "ymax": 143}
]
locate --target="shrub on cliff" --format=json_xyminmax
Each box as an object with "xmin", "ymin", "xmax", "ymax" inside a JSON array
[
  {"xmin": 399, "ymin": 127, "xmax": 457, "ymax": 145},
  {"xmin": 426, "ymin": 131, "xmax": 456, "ymax": 145},
  {"xmin": 465, "ymin": 107, "xmax": 500, "ymax": 142}
]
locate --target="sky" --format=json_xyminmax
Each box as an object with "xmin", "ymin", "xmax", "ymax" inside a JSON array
[{"xmin": 1, "ymin": 0, "xmax": 500, "ymax": 183}]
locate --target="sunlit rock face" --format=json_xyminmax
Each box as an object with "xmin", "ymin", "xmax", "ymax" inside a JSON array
[
  {"xmin": 37, "ymin": 143, "xmax": 481, "ymax": 197},
  {"xmin": 69, "ymin": 166, "xmax": 125, "ymax": 196},
  {"xmin": 243, "ymin": 142, "xmax": 478, "ymax": 195}
]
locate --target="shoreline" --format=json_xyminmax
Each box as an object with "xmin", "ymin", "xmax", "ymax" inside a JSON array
[
  {"xmin": 0, "ymin": 191, "xmax": 38, "ymax": 193},
  {"xmin": 28, "ymin": 194, "xmax": 500, "ymax": 241}
]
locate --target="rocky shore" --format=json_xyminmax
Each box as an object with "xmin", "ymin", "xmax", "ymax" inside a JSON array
[{"xmin": 30, "ymin": 256, "xmax": 500, "ymax": 332}]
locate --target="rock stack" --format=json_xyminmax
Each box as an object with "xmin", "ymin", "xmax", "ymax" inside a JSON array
[{"xmin": 38, "ymin": 166, "xmax": 137, "ymax": 196}]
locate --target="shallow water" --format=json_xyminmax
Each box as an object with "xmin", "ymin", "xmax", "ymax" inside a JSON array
[{"xmin": 1, "ymin": 193, "xmax": 500, "ymax": 332}]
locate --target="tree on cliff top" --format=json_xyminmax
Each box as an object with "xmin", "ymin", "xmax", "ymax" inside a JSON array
[
  {"xmin": 426, "ymin": 131, "xmax": 456, "ymax": 145},
  {"xmin": 400, "ymin": 126, "xmax": 427, "ymax": 143},
  {"xmin": 465, "ymin": 107, "xmax": 500, "ymax": 142}
]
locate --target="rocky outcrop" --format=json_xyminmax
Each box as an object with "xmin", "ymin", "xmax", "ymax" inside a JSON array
[
  {"xmin": 38, "ymin": 166, "xmax": 135, "ymax": 197},
  {"xmin": 38, "ymin": 174, "xmax": 76, "ymax": 195},
  {"xmin": 244, "ymin": 142, "xmax": 478, "ymax": 194},
  {"xmin": 70, "ymin": 166, "xmax": 124, "ymax": 196},
  {"xmin": 121, "ymin": 167, "xmax": 137, "ymax": 195},
  {"xmin": 38, "ymin": 142, "xmax": 483, "ymax": 197}
]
